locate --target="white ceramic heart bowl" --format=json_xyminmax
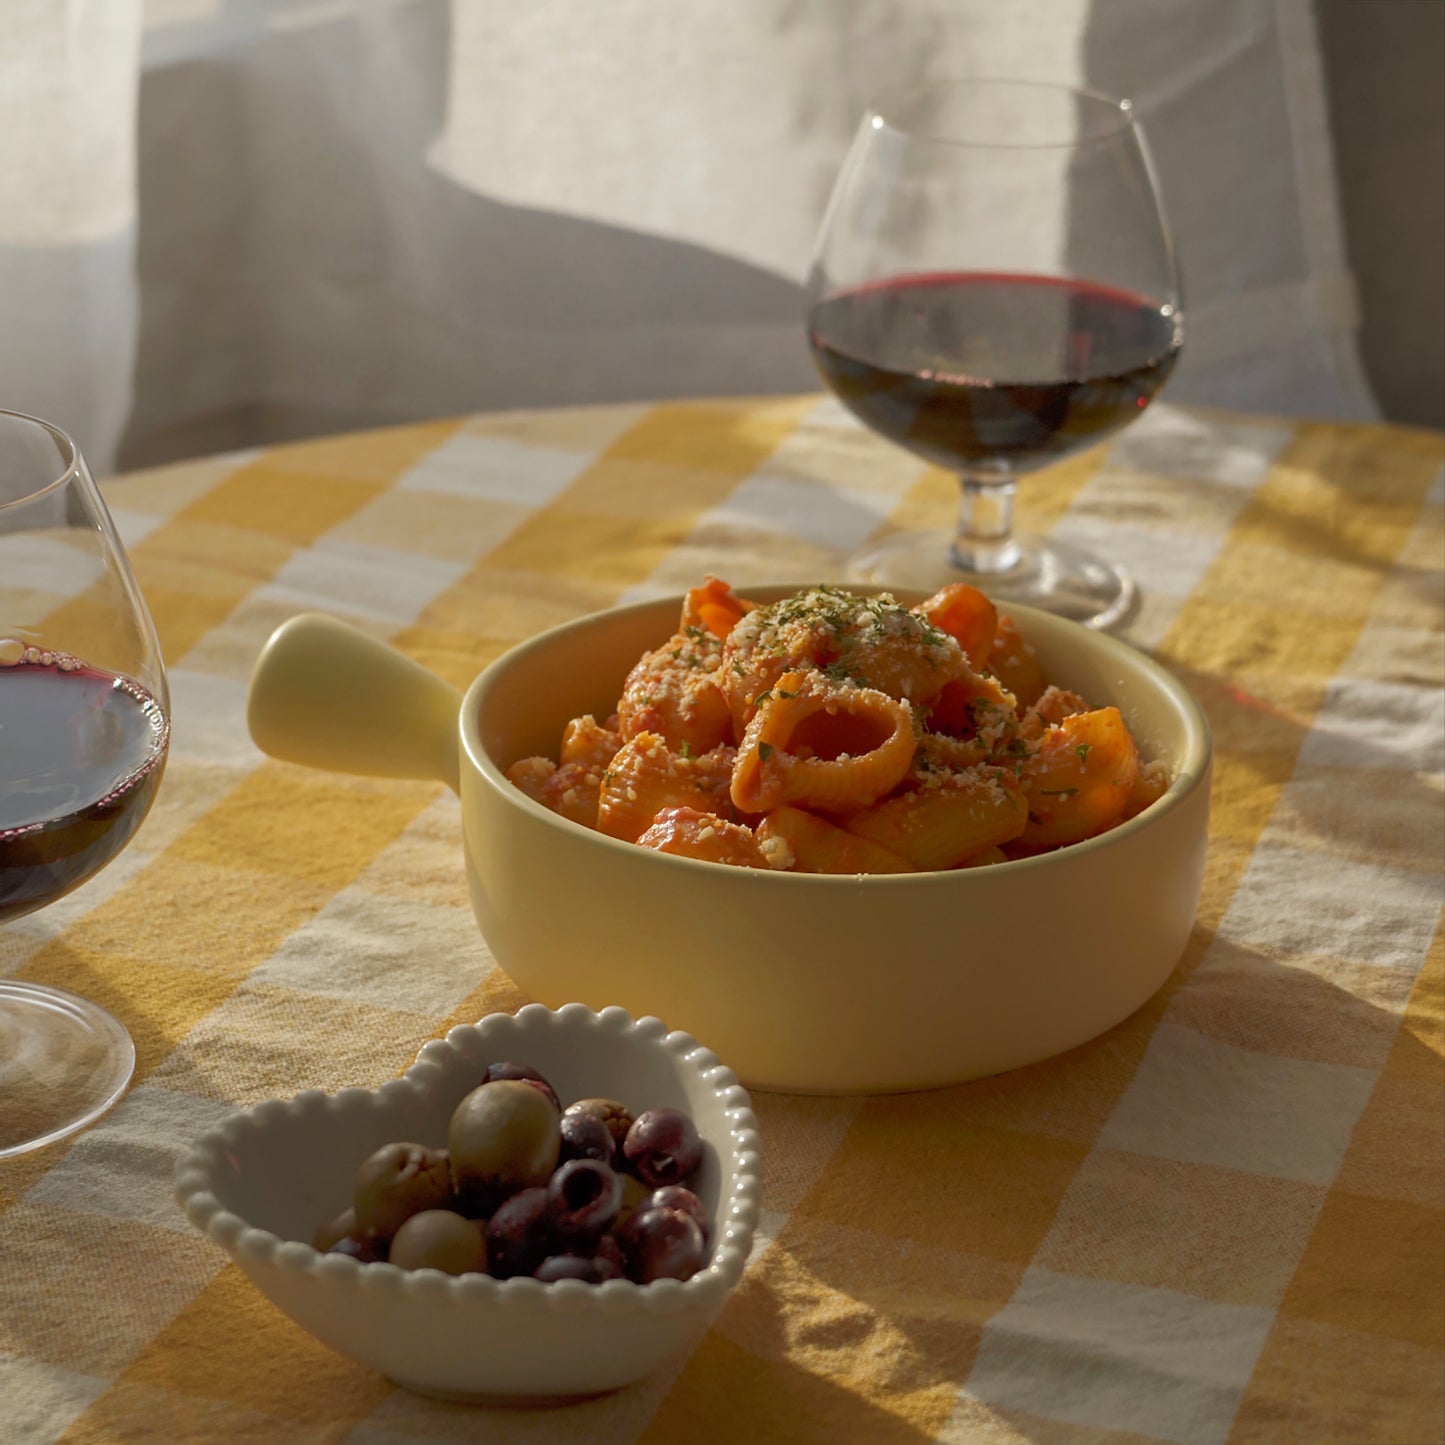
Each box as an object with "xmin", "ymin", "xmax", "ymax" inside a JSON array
[
  {"xmin": 247, "ymin": 586, "xmax": 1212, "ymax": 1093},
  {"xmin": 173, "ymin": 1004, "xmax": 762, "ymax": 1402}
]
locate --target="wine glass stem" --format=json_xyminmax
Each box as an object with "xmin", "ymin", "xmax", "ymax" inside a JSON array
[{"xmin": 951, "ymin": 472, "xmax": 1021, "ymax": 575}]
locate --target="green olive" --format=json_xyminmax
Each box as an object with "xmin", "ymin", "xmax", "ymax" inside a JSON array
[
  {"xmin": 389, "ymin": 1209, "xmax": 488, "ymax": 1274},
  {"xmin": 448, "ymin": 1079, "xmax": 560, "ymax": 1208},
  {"xmin": 353, "ymin": 1142, "xmax": 453, "ymax": 1243}
]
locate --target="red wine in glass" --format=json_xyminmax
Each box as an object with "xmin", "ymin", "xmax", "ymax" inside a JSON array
[
  {"xmin": 807, "ymin": 271, "xmax": 1182, "ymax": 473},
  {"xmin": 804, "ymin": 79, "xmax": 1183, "ymax": 626},
  {"xmin": 0, "ymin": 653, "xmax": 169, "ymax": 923}
]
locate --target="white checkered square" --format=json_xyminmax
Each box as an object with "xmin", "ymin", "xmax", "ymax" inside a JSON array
[
  {"xmin": 959, "ymin": 1269, "xmax": 1273, "ymax": 1445},
  {"xmin": 1220, "ymin": 841, "xmax": 1443, "ymax": 971},
  {"xmin": 26, "ymin": 1085, "xmax": 238, "ymax": 1232},
  {"xmin": 1298, "ymin": 676, "xmax": 1444, "ymax": 773},
  {"xmin": 250, "ymin": 887, "xmax": 488, "ymax": 1016},
  {"xmin": 804, "ymin": 395, "xmax": 867, "ymax": 431},
  {"xmin": 1105, "ymin": 405, "xmax": 1292, "ymax": 489},
  {"xmin": 699, "ymin": 471, "xmax": 901, "ymax": 554},
  {"xmin": 1097, "ymin": 1021, "xmax": 1375, "ymax": 1184},
  {"xmin": 108, "ymin": 507, "xmax": 167, "ymax": 551},
  {"xmin": 0, "ymin": 534, "xmax": 105, "ymax": 596},
  {"xmin": 1049, "ymin": 514, "xmax": 1226, "ymax": 599},
  {"xmin": 0, "ymin": 1354, "xmax": 109, "ymax": 1445},
  {"xmin": 396, "ymin": 430, "xmax": 591, "ymax": 507},
  {"xmin": 258, "ymin": 540, "xmax": 466, "ymax": 626},
  {"xmin": 1125, "ymin": 593, "xmax": 1191, "ymax": 653},
  {"xmin": 165, "ymin": 671, "xmax": 263, "ymax": 770}
]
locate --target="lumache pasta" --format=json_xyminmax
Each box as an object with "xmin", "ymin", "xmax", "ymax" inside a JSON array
[{"xmin": 506, "ymin": 579, "xmax": 1168, "ymax": 872}]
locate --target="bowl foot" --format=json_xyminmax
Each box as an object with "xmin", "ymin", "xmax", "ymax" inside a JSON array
[{"xmin": 391, "ymin": 1379, "xmax": 622, "ymax": 1407}]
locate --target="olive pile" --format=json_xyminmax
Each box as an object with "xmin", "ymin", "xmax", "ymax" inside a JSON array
[{"xmin": 313, "ymin": 1062, "xmax": 709, "ymax": 1284}]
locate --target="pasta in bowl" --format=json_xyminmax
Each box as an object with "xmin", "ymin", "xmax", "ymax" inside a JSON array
[
  {"xmin": 247, "ymin": 583, "xmax": 1211, "ymax": 1093},
  {"xmin": 504, "ymin": 579, "xmax": 1168, "ymax": 874}
]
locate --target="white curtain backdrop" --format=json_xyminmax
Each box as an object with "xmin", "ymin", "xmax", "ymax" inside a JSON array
[
  {"xmin": 0, "ymin": 0, "xmax": 1375, "ymax": 477},
  {"xmin": 0, "ymin": 0, "xmax": 143, "ymax": 472}
]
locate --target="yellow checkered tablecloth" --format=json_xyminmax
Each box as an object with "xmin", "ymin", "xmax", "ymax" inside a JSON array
[{"xmin": 1, "ymin": 396, "xmax": 1441, "ymax": 1444}]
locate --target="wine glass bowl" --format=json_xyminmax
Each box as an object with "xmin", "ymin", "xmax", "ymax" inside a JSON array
[
  {"xmin": 805, "ymin": 79, "xmax": 1183, "ymax": 627},
  {"xmin": 0, "ymin": 410, "xmax": 170, "ymax": 1157}
]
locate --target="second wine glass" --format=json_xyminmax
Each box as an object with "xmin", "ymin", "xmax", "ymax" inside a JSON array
[
  {"xmin": 805, "ymin": 78, "xmax": 1183, "ymax": 628},
  {"xmin": 1, "ymin": 410, "xmax": 170, "ymax": 1158}
]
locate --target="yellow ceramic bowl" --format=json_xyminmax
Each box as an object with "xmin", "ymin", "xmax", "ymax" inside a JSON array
[{"xmin": 247, "ymin": 588, "xmax": 1211, "ymax": 1093}]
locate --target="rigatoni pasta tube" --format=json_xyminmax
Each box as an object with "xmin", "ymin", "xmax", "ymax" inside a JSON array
[
  {"xmin": 756, "ymin": 805, "xmax": 913, "ymax": 875},
  {"xmin": 845, "ymin": 768, "xmax": 1028, "ymax": 871},
  {"xmin": 730, "ymin": 670, "xmax": 916, "ymax": 814},
  {"xmin": 1017, "ymin": 707, "xmax": 1139, "ymax": 851},
  {"xmin": 598, "ymin": 733, "xmax": 736, "ymax": 843},
  {"xmin": 635, "ymin": 806, "xmax": 771, "ymax": 868}
]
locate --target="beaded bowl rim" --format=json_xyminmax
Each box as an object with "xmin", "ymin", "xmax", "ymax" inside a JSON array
[{"xmin": 174, "ymin": 1003, "xmax": 762, "ymax": 1315}]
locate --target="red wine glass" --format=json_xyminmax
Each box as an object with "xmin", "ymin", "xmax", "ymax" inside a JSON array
[
  {"xmin": 1, "ymin": 410, "xmax": 170, "ymax": 1158},
  {"xmin": 806, "ymin": 78, "xmax": 1182, "ymax": 627}
]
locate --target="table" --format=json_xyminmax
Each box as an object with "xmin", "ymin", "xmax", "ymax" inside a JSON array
[{"xmin": 2, "ymin": 396, "xmax": 1441, "ymax": 1444}]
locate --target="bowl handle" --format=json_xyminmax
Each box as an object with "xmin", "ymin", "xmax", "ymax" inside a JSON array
[{"xmin": 246, "ymin": 613, "xmax": 462, "ymax": 791}]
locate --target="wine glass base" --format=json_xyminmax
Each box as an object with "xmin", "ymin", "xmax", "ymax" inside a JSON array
[
  {"xmin": 0, "ymin": 982, "xmax": 135, "ymax": 1158},
  {"xmin": 848, "ymin": 529, "xmax": 1137, "ymax": 630}
]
